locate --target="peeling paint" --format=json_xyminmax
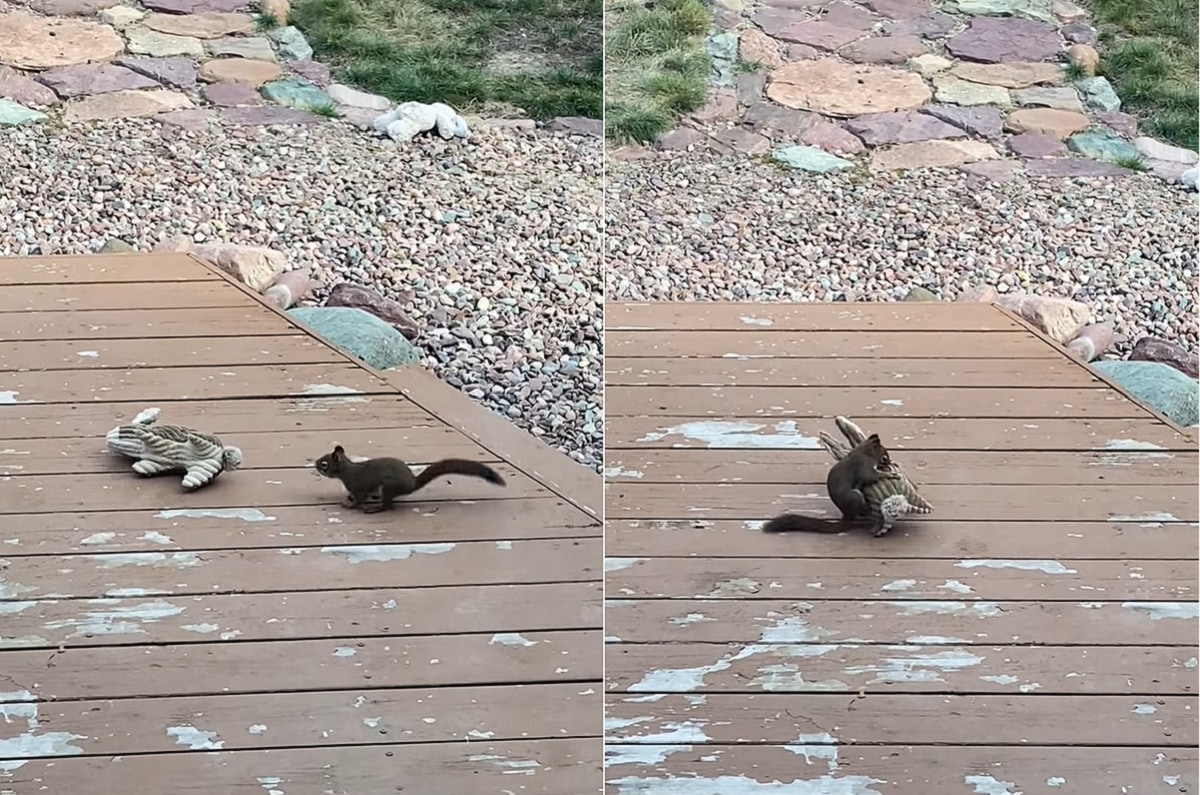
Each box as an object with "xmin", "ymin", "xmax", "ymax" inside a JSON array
[
  {"xmin": 44, "ymin": 600, "xmax": 184, "ymax": 638},
  {"xmin": 257, "ymin": 775, "xmax": 284, "ymax": 795},
  {"xmin": 1108, "ymin": 512, "xmax": 1181, "ymax": 525},
  {"xmin": 636, "ymin": 420, "xmax": 821, "ymax": 449},
  {"xmin": 0, "ymin": 391, "xmax": 36, "ymax": 405},
  {"xmin": 703, "ymin": 577, "xmax": 762, "ymax": 597},
  {"xmin": 298, "ymin": 383, "xmax": 366, "ymax": 396},
  {"xmin": 605, "ymin": 745, "xmax": 693, "ymax": 766},
  {"xmin": 980, "ymin": 675, "xmax": 1019, "ymax": 685},
  {"xmin": 1093, "ymin": 451, "xmax": 1174, "ymax": 467},
  {"xmin": 321, "ymin": 543, "xmax": 455, "ymax": 563},
  {"xmin": 881, "ymin": 579, "xmax": 916, "ymax": 592},
  {"xmin": 844, "ymin": 649, "xmax": 984, "ymax": 684},
  {"xmin": 139, "ymin": 531, "xmax": 174, "ymax": 545},
  {"xmin": 89, "ymin": 552, "xmax": 200, "ymax": 569},
  {"xmin": 609, "ymin": 720, "xmax": 711, "ymax": 745},
  {"xmin": 467, "ymin": 729, "xmax": 494, "ymax": 739},
  {"xmin": 490, "ymin": 633, "xmax": 538, "ymax": 647},
  {"xmin": 964, "ymin": 775, "xmax": 1019, "ymax": 795},
  {"xmin": 605, "ymin": 558, "xmax": 645, "ymax": 573},
  {"xmin": 0, "ymin": 578, "xmax": 35, "ymax": 599},
  {"xmin": 333, "ymin": 646, "xmax": 357, "ymax": 657},
  {"xmin": 182, "ymin": 624, "xmax": 219, "ymax": 634},
  {"xmin": 1122, "ymin": 602, "xmax": 1199, "ymax": 621},
  {"xmin": 79, "ymin": 532, "xmax": 116, "ymax": 546},
  {"xmin": 669, "ymin": 613, "xmax": 714, "ymax": 626},
  {"xmin": 1046, "ymin": 777, "xmax": 1065, "ymax": 787},
  {"xmin": 604, "ymin": 467, "xmax": 645, "ymax": 479},
  {"xmin": 1132, "ymin": 703, "xmax": 1157, "ymax": 715},
  {"xmin": 894, "ymin": 601, "xmax": 1002, "ymax": 618},
  {"xmin": 607, "ymin": 775, "xmax": 885, "ymax": 794},
  {"xmin": 495, "ymin": 541, "xmax": 513, "ymax": 550},
  {"xmin": 76, "ymin": 350, "xmax": 99, "ymax": 358},
  {"xmin": 907, "ymin": 635, "xmax": 969, "ymax": 644},
  {"xmin": 106, "ymin": 587, "xmax": 168, "ymax": 597},
  {"xmin": 1103, "ymin": 439, "xmax": 1168, "ymax": 451},
  {"xmin": 0, "ymin": 700, "xmax": 86, "ymax": 759},
  {"xmin": 167, "ymin": 725, "xmax": 223, "ymax": 750},
  {"xmin": 248, "ymin": 725, "xmax": 267, "ymax": 735},
  {"xmin": 938, "ymin": 580, "xmax": 973, "ymax": 594},
  {"xmin": 784, "ymin": 732, "xmax": 838, "ymax": 774},
  {"xmin": 956, "ymin": 559, "xmax": 1078, "ymax": 575},
  {"xmin": 0, "ymin": 601, "xmax": 34, "ymax": 616},
  {"xmin": 156, "ymin": 508, "xmax": 277, "ymax": 523}
]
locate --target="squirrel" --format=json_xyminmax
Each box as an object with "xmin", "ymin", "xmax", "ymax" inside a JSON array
[
  {"xmin": 762, "ymin": 433, "xmax": 902, "ymax": 535},
  {"xmin": 314, "ymin": 445, "xmax": 506, "ymax": 513}
]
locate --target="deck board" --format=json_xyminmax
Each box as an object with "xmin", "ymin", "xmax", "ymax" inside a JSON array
[
  {"xmin": 0, "ymin": 253, "xmax": 602, "ymax": 795},
  {"xmin": 603, "ymin": 301, "xmax": 1199, "ymax": 795}
]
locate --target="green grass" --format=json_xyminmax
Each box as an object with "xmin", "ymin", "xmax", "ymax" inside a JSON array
[
  {"xmin": 310, "ymin": 101, "xmax": 344, "ymax": 118},
  {"xmin": 1113, "ymin": 153, "xmax": 1149, "ymax": 170},
  {"xmin": 604, "ymin": 0, "xmax": 713, "ymax": 143},
  {"xmin": 288, "ymin": 0, "xmax": 602, "ymax": 120},
  {"xmin": 1084, "ymin": 0, "xmax": 1198, "ymax": 150}
]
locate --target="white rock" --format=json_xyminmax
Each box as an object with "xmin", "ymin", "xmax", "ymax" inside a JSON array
[
  {"xmin": 1181, "ymin": 166, "xmax": 1199, "ymax": 191},
  {"xmin": 99, "ymin": 6, "xmax": 146, "ymax": 29},
  {"xmin": 326, "ymin": 83, "xmax": 391, "ymax": 112},
  {"xmin": 1133, "ymin": 136, "xmax": 1199, "ymax": 165}
]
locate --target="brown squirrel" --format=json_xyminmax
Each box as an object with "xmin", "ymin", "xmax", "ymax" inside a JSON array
[
  {"xmin": 314, "ymin": 445, "xmax": 506, "ymax": 513},
  {"xmin": 762, "ymin": 433, "xmax": 901, "ymax": 534}
]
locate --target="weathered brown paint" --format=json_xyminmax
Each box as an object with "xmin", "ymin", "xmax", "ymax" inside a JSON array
[{"xmin": 607, "ymin": 329, "xmax": 1060, "ymax": 358}]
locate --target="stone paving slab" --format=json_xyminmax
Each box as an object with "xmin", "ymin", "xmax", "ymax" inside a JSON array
[{"xmin": 647, "ymin": 0, "xmax": 1198, "ymax": 187}]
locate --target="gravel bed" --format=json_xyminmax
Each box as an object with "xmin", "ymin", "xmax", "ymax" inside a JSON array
[
  {"xmin": 0, "ymin": 119, "xmax": 604, "ymax": 470},
  {"xmin": 606, "ymin": 151, "xmax": 1198, "ymax": 355}
]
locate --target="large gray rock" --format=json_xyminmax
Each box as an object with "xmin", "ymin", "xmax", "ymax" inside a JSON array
[
  {"xmin": 1091, "ymin": 360, "xmax": 1199, "ymax": 427},
  {"xmin": 288, "ymin": 306, "xmax": 421, "ymax": 370}
]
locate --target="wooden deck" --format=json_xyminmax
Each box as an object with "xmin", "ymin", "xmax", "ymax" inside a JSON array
[
  {"xmin": 0, "ymin": 253, "xmax": 603, "ymax": 794},
  {"xmin": 603, "ymin": 301, "xmax": 1199, "ymax": 795}
]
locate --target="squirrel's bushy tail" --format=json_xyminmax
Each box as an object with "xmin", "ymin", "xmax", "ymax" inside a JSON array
[
  {"xmin": 762, "ymin": 513, "xmax": 845, "ymax": 534},
  {"xmin": 413, "ymin": 459, "xmax": 506, "ymax": 491}
]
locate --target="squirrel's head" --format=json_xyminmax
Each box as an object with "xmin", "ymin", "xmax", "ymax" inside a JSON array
[{"xmin": 314, "ymin": 445, "xmax": 348, "ymax": 479}]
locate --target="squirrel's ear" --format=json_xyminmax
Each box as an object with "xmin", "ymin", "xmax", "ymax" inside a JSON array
[
  {"xmin": 334, "ymin": 445, "xmax": 345, "ymax": 455},
  {"xmin": 866, "ymin": 434, "xmax": 881, "ymax": 446}
]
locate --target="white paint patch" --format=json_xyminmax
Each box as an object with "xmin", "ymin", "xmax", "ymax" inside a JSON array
[
  {"xmin": 106, "ymin": 587, "xmax": 167, "ymax": 597},
  {"xmin": 495, "ymin": 541, "xmax": 513, "ymax": 550},
  {"xmin": 636, "ymin": 420, "xmax": 821, "ymax": 449},
  {"xmin": 139, "ymin": 531, "xmax": 174, "ymax": 545},
  {"xmin": 1164, "ymin": 775, "xmax": 1181, "ymax": 786},
  {"xmin": 739, "ymin": 316, "xmax": 774, "ymax": 326},
  {"xmin": 0, "ymin": 601, "xmax": 34, "ymax": 616},
  {"xmin": 1132, "ymin": 703, "xmax": 1157, "ymax": 715},
  {"xmin": 490, "ymin": 633, "xmax": 538, "ymax": 647},
  {"xmin": 88, "ymin": 552, "xmax": 200, "ymax": 569},
  {"xmin": 333, "ymin": 646, "xmax": 357, "ymax": 657},
  {"xmin": 964, "ymin": 774, "xmax": 1020, "ymax": 795},
  {"xmin": 938, "ymin": 580, "xmax": 974, "ymax": 594},
  {"xmin": 0, "ymin": 578, "xmax": 35, "ymax": 600},
  {"xmin": 76, "ymin": 350, "xmax": 100, "ymax": 358},
  {"xmin": 467, "ymin": 729, "xmax": 494, "ymax": 739},
  {"xmin": 980, "ymin": 675, "xmax": 1019, "ymax": 685},
  {"xmin": 880, "ymin": 399, "xmax": 903, "ymax": 406},
  {"xmin": 906, "ymin": 635, "xmax": 969, "ymax": 644},
  {"xmin": 784, "ymin": 732, "xmax": 838, "ymax": 774},
  {"xmin": 1103, "ymin": 439, "xmax": 1168, "ymax": 451},
  {"xmin": 321, "ymin": 543, "xmax": 455, "ymax": 563},
  {"xmin": 881, "ymin": 579, "xmax": 916, "ymax": 592},
  {"xmin": 1046, "ymin": 777, "xmax": 1066, "ymax": 787},
  {"xmin": 298, "ymin": 383, "xmax": 366, "ymax": 396},
  {"xmin": 604, "ymin": 466, "xmax": 645, "ymax": 479},
  {"xmin": 1122, "ymin": 602, "xmax": 1200, "ymax": 621},
  {"xmin": 605, "ymin": 744, "xmax": 693, "ymax": 767},
  {"xmin": 0, "ymin": 391, "xmax": 35, "ymax": 405},
  {"xmin": 760, "ymin": 614, "xmax": 835, "ymax": 643},
  {"xmin": 79, "ymin": 532, "xmax": 116, "ymax": 546},
  {"xmin": 0, "ymin": 760, "xmax": 27, "ymax": 772},
  {"xmin": 181, "ymin": 624, "xmax": 219, "ymax": 634},
  {"xmin": 44, "ymin": 600, "xmax": 185, "ymax": 638},
  {"xmin": 248, "ymin": 724, "xmax": 268, "ymax": 735},
  {"xmin": 670, "ymin": 613, "xmax": 713, "ymax": 626},
  {"xmin": 1108, "ymin": 511, "xmax": 1181, "ymax": 525},
  {"xmin": 156, "ymin": 508, "xmax": 276, "ymax": 523},
  {"xmin": 257, "ymin": 776, "xmax": 284, "ymax": 795},
  {"xmin": 467, "ymin": 755, "xmax": 542, "ymax": 775},
  {"xmin": 607, "ymin": 774, "xmax": 885, "ymax": 794},
  {"xmin": 166, "ymin": 725, "xmax": 223, "ymax": 750},
  {"xmin": 844, "ymin": 649, "xmax": 984, "ymax": 684},
  {"xmin": 605, "ymin": 557, "xmax": 645, "ymax": 573},
  {"xmin": 1093, "ymin": 451, "xmax": 1174, "ymax": 467},
  {"xmin": 956, "ymin": 559, "xmax": 1078, "ymax": 575},
  {"xmin": 894, "ymin": 601, "xmax": 1002, "ymax": 618}
]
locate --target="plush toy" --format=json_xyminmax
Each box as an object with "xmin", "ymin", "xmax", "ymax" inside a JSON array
[
  {"xmin": 372, "ymin": 102, "xmax": 471, "ymax": 144},
  {"xmin": 106, "ymin": 407, "xmax": 243, "ymax": 491}
]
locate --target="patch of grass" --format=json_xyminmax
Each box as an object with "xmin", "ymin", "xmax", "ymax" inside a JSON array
[
  {"xmin": 1062, "ymin": 60, "xmax": 1090, "ymax": 81},
  {"xmin": 310, "ymin": 102, "xmax": 343, "ymax": 118},
  {"xmin": 289, "ymin": 0, "xmax": 601, "ymax": 120},
  {"xmin": 1113, "ymin": 153, "xmax": 1148, "ymax": 170},
  {"xmin": 254, "ymin": 9, "xmax": 283, "ymax": 29},
  {"xmin": 1084, "ymin": 0, "xmax": 1198, "ymax": 150},
  {"xmin": 605, "ymin": 0, "xmax": 713, "ymax": 143}
]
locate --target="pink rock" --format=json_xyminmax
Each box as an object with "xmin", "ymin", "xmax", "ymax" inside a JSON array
[
  {"xmin": 263, "ymin": 267, "xmax": 311, "ymax": 310},
  {"xmin": 1129, "ymin": 336, "xmax": 1199, "ymax": 379},
  {"xmin": 800, "ymin": 120, "xmax": 865, "ymax": 154},
  {"xmin": 946, "ymin": 17, "xmax": 1061, "ymax": 64},
  {"xmin": 861, "ymin": 0, "xmax": 932, "ymax": 18},
  {"xmin": 995, "ymin": 293, "xmax": 1090, "ymax": 343},
  {"xmin": 956, "ymin": 284, "xmax": 999, "ymax": 302},
  {"xmin": 202, "ymin": 82, "xmax": 261, "ymax": 107},
  {"xmin": 0, "ymin": 66, "xmax": 58, "ymax": 106},
  {"xmin": 776, "ymin": 20, "xmax": 866, "ymax": 50},
  {"xmin": 690, "ymin": 88, "xmax": 739, "ymax": 123},
  {"xmin": 153, "ymin": 235, "xmax": 194, "ymax": 253},
  {"xmin": 1008, "ymin": 133, "xmax": 1068, "ymax": 158},
  {"xmin": 325, "ymin": 282, "xmax": 420, "ymax": 340},
  {"xmin": 1066, "ymin": 323, "xmax": 1114, "ymax": 362},
  {"xmin": 958, "ymin": 160, "xmax": 1018, "ymax": 182}
]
